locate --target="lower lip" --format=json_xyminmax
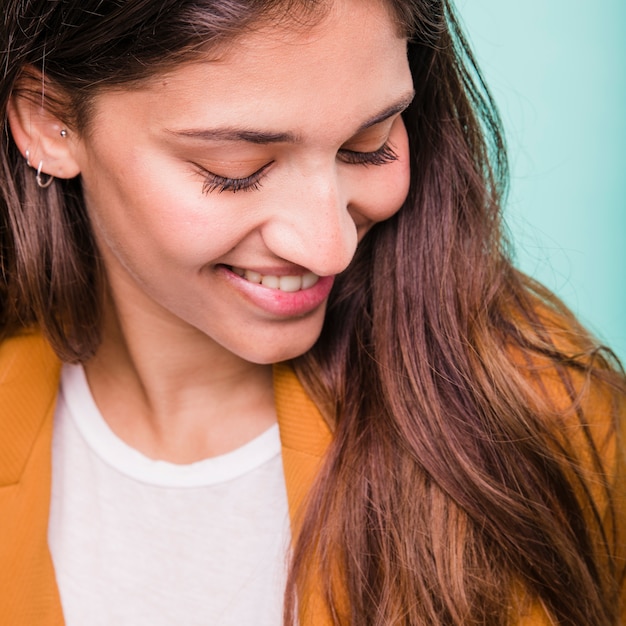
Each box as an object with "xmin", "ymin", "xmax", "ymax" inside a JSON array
[{"xmin": 219, "ymin": 267, "xmax": 335, "ymax": 318}]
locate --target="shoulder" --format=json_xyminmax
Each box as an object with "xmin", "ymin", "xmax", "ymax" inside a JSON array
[
  {"xmin": 501, "ymin": 285, "xmax": 624, "ymax": 423},
  {"xmin": 489, "ymin": 289, "xmax": 626, "ymax": 622},
  {"xmin": 509, "ymin": 295, "xmax": 626, "ymax": 616},
  {"xmin": 505, "ymin": 292, "xmax": 625, "ymax": 484}
]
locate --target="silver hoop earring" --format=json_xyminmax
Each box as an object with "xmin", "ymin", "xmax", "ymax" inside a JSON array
[
  {"xmin": 36, "ymin": 160, "xmax": 54, "ymax": 188},
  {"xmin": 25, "ymin": 149, "xmax": 32, "ymax": 167}
]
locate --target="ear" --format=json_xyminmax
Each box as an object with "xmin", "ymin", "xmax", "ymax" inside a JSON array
[{"xmin": 6, "ymin": 70, "xmax": 81, "ymax": 180}]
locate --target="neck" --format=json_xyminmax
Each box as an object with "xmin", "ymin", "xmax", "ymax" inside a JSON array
[{"xmin": 83, "ymin": 296, "xmax": 276, "ymax": 464}]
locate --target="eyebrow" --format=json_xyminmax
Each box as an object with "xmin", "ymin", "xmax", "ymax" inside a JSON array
[{"xmin": 167, "ymin": 90, "xmax": 415, "ymax": 145}]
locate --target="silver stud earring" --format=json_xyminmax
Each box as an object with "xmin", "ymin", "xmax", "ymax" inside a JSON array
[
  {"xmin": 60, "ymin": 129, "xmax": 68, "ymax": 138},
  {"xmin": 35, "ymin": 160, "xmax": 54, "ymax": 188}
]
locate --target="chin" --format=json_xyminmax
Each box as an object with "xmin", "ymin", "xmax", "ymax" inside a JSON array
[
  {"xmin": 244, "ymin": 342, "xmax": 319, "ymax": 365},
  {"xmin": 237, "ymin": 328, "xmax": 322, "ymax": 365}
]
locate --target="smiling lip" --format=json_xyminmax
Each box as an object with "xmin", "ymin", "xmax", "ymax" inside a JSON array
[{"xmin": 220, "ymin": 265, "xmax": 334, "ymax": 317}]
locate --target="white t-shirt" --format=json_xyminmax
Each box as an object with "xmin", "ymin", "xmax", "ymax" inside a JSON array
[{"xmin": 48, "ymin": 363, "xmax": 291, "ymax": 626}]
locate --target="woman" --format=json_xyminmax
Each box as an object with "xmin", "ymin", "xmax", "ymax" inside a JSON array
[{"xmin": 0, "ymin": 0, "xmax": 624, "ymax": 624}]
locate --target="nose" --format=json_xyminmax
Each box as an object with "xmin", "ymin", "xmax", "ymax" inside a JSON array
[{"xmin": 261, "ymin": 172, "xmax": 358, "ymax": 276}]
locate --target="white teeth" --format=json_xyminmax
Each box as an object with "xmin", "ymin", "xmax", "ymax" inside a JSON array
[
  {"xmin": 278, "ymin": 275, "xmax": 302, "ymax": 292},
  {"xmin": 261, "ymin": 275, "xmax": 280, "ymax": 289},
  {"xmin": 231, "ymin": 267, "xmax": 320, "ymax": 292},
  {"xmin": 301, "ymin": 272, "xmax": 319, "ymax": 289},
  {"xmin": 244, "ymin": 270, "xmax": 262, "ymax": 284}
]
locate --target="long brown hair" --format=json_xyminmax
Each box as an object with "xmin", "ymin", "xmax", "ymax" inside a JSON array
[{"xmin": 1, "ymin": 1, "xmax": 624, "ymax": 624}]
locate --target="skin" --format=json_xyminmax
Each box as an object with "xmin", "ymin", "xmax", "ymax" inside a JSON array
[{"xmin": 12, "ymin": 0, "xmax": 414, "ymax": 461}]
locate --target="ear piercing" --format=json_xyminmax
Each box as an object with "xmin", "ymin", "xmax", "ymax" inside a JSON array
[
  {"xmin": 35, "ymin": 160, "xmax": 54, "ymax": 188},
  {"xmin": 60, "ymin": 129, "xmax": 68, "ymax": 138},
  {"xmin": 25, "ymin": 148, "xmax": 55, "ymax": 188}
]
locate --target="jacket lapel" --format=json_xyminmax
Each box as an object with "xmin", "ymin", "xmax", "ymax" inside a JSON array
[
  {"xmin": 0, "ymin": 332, "xmax": 64, "ymax": 625},
  {"xmin": 273, "ymin": 363, "xmax": 335, "ymax": 624},
  {"xmin": 273, "ymin": 363, "xmax": 332, "ymax": 521}
]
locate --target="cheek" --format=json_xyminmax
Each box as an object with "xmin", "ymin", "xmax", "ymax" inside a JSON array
[
  {"xmin": 355, "ymin": 123, "xmax": 411, "ymax": 226},
  {"xmin": 81, "ymin": 153, "xmax": 239, "ymax": 268}
]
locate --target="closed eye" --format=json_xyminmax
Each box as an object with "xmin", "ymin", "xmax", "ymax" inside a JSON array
[
  {"xmin": 196, "ymin": 140, "xmax": 398, "ymax": 195},
  {"xmin": 338, "ymin": 142, "xmax": 398, "ymax": 166},
  {"xmin": 196, "ymin": 162, "xmax": 273, "ymax": 194}
]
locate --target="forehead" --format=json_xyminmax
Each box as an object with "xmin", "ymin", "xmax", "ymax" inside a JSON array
[{"xmin": 88, "ymin": 0, "xmax": 411, "ymax": 138}]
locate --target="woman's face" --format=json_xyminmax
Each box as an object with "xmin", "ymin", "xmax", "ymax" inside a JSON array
[{"xmin": 72, "ymin": 0, "xmax": 414, "ymax": 364}]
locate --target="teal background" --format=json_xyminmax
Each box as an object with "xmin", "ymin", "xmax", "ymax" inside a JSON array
[{"xmin": 457, "ymin": 0, "xmax": 626, "ymax": 361}]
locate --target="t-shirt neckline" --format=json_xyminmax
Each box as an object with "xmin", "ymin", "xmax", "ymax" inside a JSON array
[{"xmin": 59, "ymin": 363, "xmax": 282, "ymax": 488}]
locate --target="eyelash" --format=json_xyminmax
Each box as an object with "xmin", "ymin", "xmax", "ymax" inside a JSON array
[
  {"xmin": 338, "ymin": 142, "xmax": 399, "ymax": 167},
  {"xmin": 202, "ymin": 172, "xmax": 265, "ymax": 195},
  {"xmin": 199, "ymin": 142, "xmax": 399, "ymax": 195}
]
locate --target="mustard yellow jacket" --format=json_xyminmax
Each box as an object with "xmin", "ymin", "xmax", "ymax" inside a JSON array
[{"xmin": 0, "ymin": 331, "xmax": 622, "ymax": 624}]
